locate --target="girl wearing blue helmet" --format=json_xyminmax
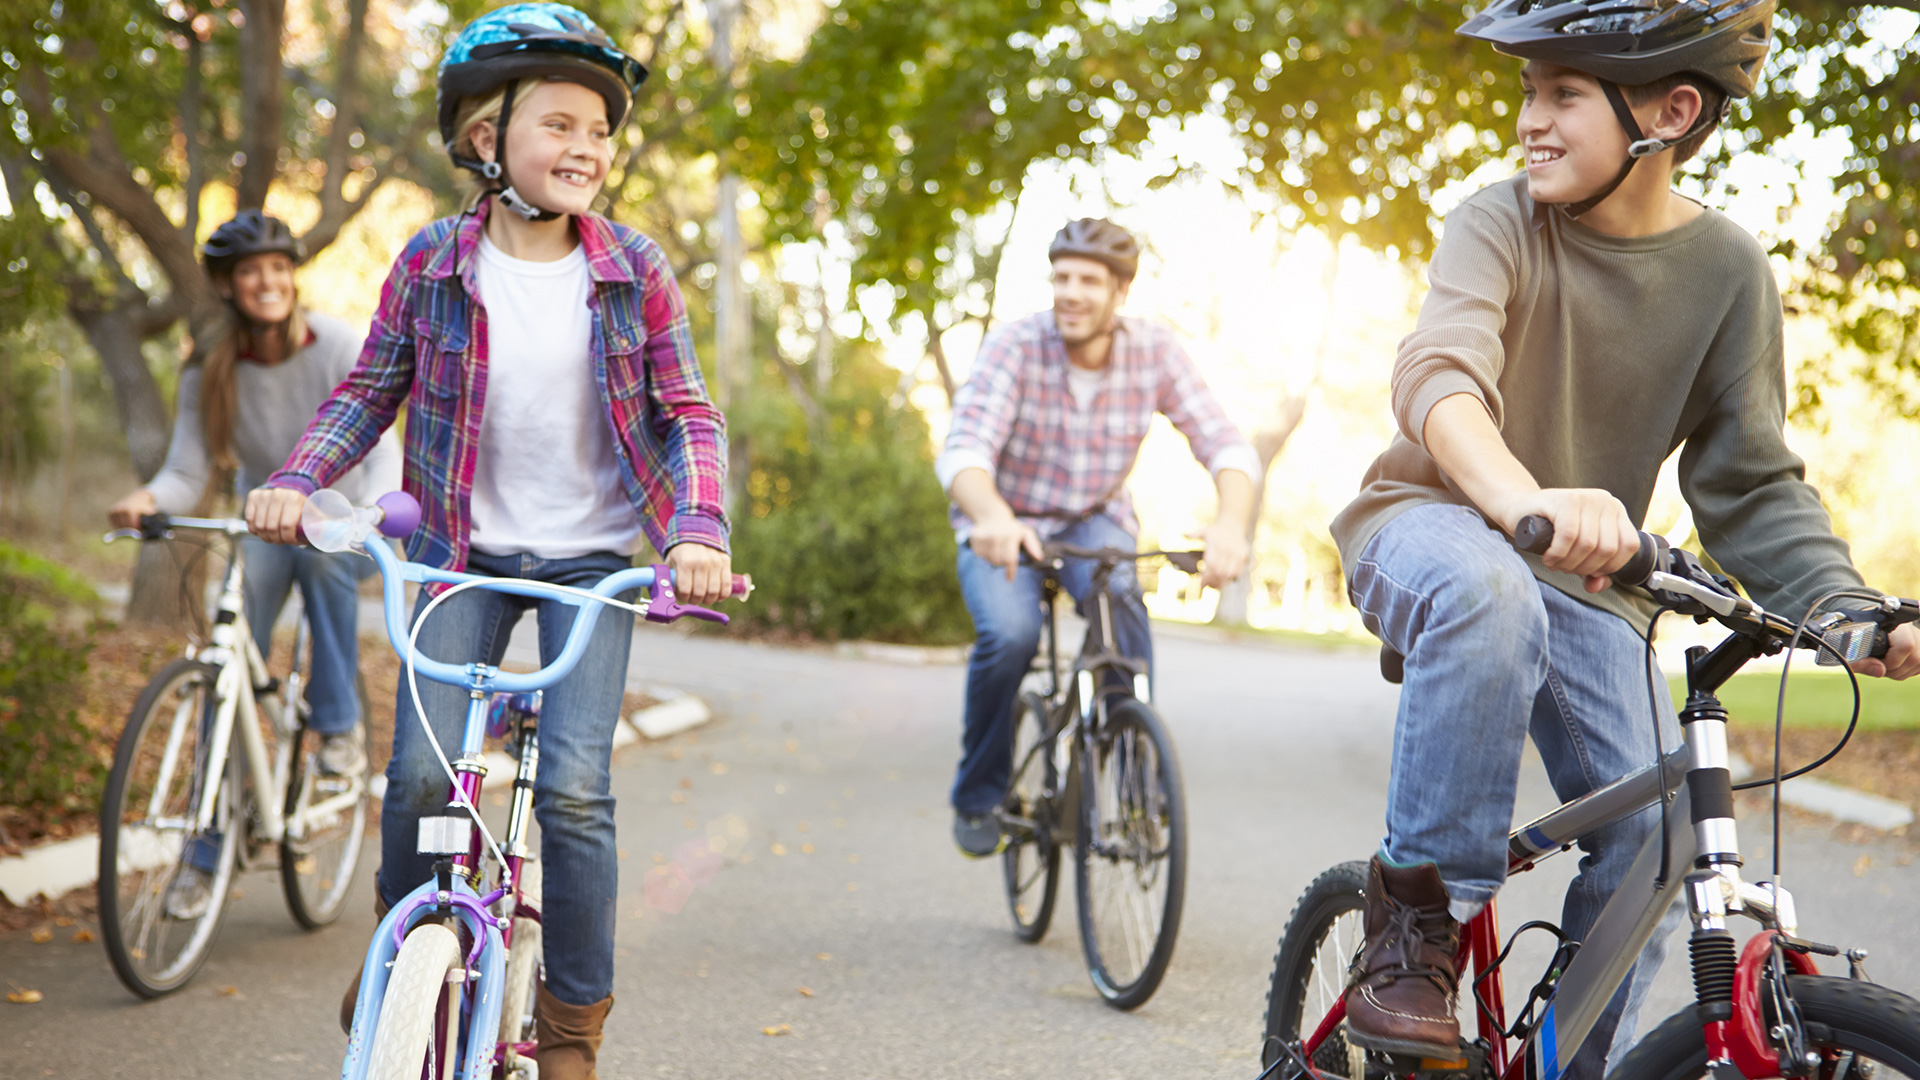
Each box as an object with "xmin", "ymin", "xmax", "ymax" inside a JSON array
[{"xmin": 247, "ymin": 7, "xmax": 730, "ymax": 1076}]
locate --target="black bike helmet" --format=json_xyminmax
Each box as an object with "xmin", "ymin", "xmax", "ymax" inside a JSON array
[
  {"xmin": 201, "ymin": 210, "xmax": 304, "ymax": 276},
  {"xmin": 437, "ymin": 3, "xmax": 648, "ymax": 221},
  {"xmin": 1048, "ymin": 218, "xmax": 1141, "ymax": 282},
  {"xmin": 1458, "ymin": 0, "xmax": 1775, "ymax": 217}
]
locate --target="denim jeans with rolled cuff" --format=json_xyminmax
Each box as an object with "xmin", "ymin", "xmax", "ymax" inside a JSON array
[
  {"xmin": 1349, "ymin": 503, "xmax": 1685, "ymax": 1080},
  {"xmin": 377, "ymin": 549, "xmax": 635, "ymax": 1008},
  {"xmin": 950, "ymin": 512, "xmax": 1153, "ymax": 818}
]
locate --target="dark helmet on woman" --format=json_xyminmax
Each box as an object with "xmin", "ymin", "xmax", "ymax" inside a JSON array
[{"xmin": 201, "ymin": 210, "xmax": 304, "ymax": 277}]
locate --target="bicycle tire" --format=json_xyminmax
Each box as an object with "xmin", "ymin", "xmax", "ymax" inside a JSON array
[
  {"xmin": 1074, "ymin": 694, "xmax": 1187, "ymax": 1010},
  {"xmin": 498, "ymin": 857, "xmax": 544, "ymax": 1047},
  {"xmin": 367, "ymin": 921, "xmax": 464, "ymax": 1080},
  {"xmin": 280, "ymin": 676, "xmax": 371, "ymax": 929},
  {"xmin": 1261, "ymin": 861, "xmax": 1381, "ymax": 1078},
  {"xmin": 1002, "ymin": 691, "xmax": 1062, "ymax": 943},
  {"xmin": 97, "ymin": 658, "xmax": 240, "ymax": 998},
  {"xmin": 1609, "ymin": 974, "xmax": 1920, "ymax": 1079}
]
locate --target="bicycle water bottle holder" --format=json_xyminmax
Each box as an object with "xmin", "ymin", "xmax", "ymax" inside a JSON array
[{"xmin": 1472, "ymin": 920, "xmax": 1579, "ymax": 1042}]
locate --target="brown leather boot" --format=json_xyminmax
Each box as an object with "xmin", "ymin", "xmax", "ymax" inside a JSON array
[
  {"xmin": 1343, "ymin": 855, "xmax": 1463, "ymax": 1059},
  {"xmin": 536, "ymin": 981, "xmax": 614, "ymax": 1080},
  {"xmin": 340, "ymin": 893, "xmax": 391, "ymax": 1034}
]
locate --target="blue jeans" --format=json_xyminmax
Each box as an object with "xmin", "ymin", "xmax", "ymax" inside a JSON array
[
  {"xmin": 951, "ymin": 513, "xmax": 1153, "ymax": 816},
  {"xmin": 243, "ymin": 536, "xmax": 365, "ymax": 735},
  {"xmin": 1350, "ymin": 503, "xmax": 1683, "ymax": 1079},
  {"xmin": 376, "ymin": 549, "xmax": 635, "ymax": 1007}
]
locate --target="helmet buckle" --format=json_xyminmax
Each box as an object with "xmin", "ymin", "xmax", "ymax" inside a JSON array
[{"xmin": 1627, "ymin": 137, "xmax": 1668, "ymax": 158}]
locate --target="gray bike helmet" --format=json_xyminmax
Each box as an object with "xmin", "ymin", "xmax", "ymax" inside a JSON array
[
  {"xmin": 201, "ymin": 210, "xmax": 304, "ymax": 276},
  {"xmin": 1458, "ymin": 0, "xmax": 1775, "ymax": 216},
  {"xmin": 1048, "ymin": 218, "xmax": 1140, "ymax": 281}
]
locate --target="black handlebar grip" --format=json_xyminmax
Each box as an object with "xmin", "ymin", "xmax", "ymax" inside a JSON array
[
  {"xmin": 1612, "ymin": 533, "xmax": 1659, "ymax": 589},
  {"xmin": 1513, "ymin": 515, "xmax": 1554, "ymax": 555},
  {"xmin": 137, "ymin": 513, "xmax": 170, "ymax": 541}
]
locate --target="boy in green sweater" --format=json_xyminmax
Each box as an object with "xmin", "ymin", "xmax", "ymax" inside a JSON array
[{"xmin": 1326, "ymin": 0, "xmax": 1919, "ymax": 1075}]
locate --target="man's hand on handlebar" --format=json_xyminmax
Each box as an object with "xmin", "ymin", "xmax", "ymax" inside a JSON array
[
  {"xmin": 246, "ymin": 487, "xmax": 309, "ymax": 545},
  {"xmin": 1497, "ymin": 488, "xmax": 1639, "ymax": 592},
  {"xmin": 970, "ymin": 514, "xmax": 1044, "ymax": 582},
  {"xmin": 666, "ymin": 541, "xmax": 732, "ymax": 607},
  {"xmin": 1189, "ymin": 519, "xmax": 1247, "ymax": 590},
  {"xmin": 1854, "ymin": 622, "xmax": 1920, "ymax": 681}
]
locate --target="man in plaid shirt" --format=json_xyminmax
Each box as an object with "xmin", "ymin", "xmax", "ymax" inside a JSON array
[{"xmin": 938, "ymin": 218, "xmax": 1261, "ymax": 857}]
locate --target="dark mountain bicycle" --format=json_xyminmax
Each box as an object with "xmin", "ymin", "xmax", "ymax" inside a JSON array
[
  {"xmin": 999, "ymin": 542, "xmax": 1197, "ymax": 1010},
  {"xmin": 1258, "ymin": 516, "xmax": 1920, "ymax": 1079}
]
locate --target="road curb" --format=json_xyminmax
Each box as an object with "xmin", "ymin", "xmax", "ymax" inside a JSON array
[
  {"xmin": 1729, "ymin": 753, "xmax": 1914, "ymax": 832},
  {"xmin": 832, "ymin": 640, "xmax": 971, "ymax": 666},
  {"xmin": 0, "ymin": 686, "xmax": 716, "ymax": 908}
]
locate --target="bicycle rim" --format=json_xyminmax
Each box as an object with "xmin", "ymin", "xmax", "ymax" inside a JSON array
[
  {"xmin": 1074, "ymin": 696, "xmax": 1186, "ymax": 1009},
  {"xmin": 280, "ymin": 721, "xmax": 369, "ymax": 929},
  {"xmin": 1003, "ymin": 693, "xmax": 1061, "ymax": 942},
  {"xmin": 97, "ymin": 659, "xmax": 240, "ymax": 997}
]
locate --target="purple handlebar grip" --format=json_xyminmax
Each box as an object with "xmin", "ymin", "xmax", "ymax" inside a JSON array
[{"xmin": 374, "ymin": 491, "xmax": 422, "ymax": 539}]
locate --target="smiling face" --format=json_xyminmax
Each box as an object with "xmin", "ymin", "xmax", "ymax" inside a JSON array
[
  {"xmin": 220, "ymin": 252, "xmax": 296, "ymax": 325},
  {"xmin": 1516, "ymin": 62, "xmax": 1635, "ymax": 206},
  {"xmin": 1050, "ymin": 256, "xmax": 1129, "ymax": 350},
  {"xmin": 473, "ymin": 79, "xmax": 613, "ymax": 216}
]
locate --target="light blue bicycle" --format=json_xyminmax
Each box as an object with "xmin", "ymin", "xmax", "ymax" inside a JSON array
[{"xmin": 302, "ymin": 490, "xmax": 747, "ymax": 1080}]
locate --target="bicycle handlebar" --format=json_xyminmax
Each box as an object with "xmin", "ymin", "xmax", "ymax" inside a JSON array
[
  {"xmin": 1510, "ymin": 513, "xmax": 1919, "ymax": 659},
  {"xmin": 1027, "ymin": 544, "xmax": 1204, "ymax": 575},
  {"xmin": 103, "ymin": 513, "xmax": 250, "ymax": 543}
]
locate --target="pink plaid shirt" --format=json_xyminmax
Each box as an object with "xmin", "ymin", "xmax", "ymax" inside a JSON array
[{"xmin": 939, "ymin": 312, "xmax": 1255, "ymax": 539}]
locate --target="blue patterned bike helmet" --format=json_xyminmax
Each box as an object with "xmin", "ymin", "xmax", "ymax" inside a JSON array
[{"xmin": 438, "ymin": 3, "xmax": 648, "ymax": 218}]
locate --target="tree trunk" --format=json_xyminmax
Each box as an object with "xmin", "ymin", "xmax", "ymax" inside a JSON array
[{"xmin": 236, "ymin": 0, "xmax": 287, "ymax": 209}]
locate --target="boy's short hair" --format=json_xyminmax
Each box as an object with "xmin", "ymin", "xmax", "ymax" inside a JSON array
[{"xmin": 1622, "ymin": 74, "xmax": 1727, "ymax": 165}]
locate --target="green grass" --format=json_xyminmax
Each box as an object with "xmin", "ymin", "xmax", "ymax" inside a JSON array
[{"xmin": 1669, "ymin": 670, "xmax": 1920, "ymax": 731}]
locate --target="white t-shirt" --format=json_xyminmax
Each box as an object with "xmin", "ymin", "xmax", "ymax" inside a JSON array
[{"xmin": 468, "ymin": 234, "xmax": 644, "ymax": 559}]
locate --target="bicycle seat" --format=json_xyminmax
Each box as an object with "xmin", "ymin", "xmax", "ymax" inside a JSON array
[{"xmin": 1380, "ymin": 645, "xmax": 1405, "ymax": 685}]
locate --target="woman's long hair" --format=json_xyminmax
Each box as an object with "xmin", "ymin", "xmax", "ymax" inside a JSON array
[{"xmin": 193, "ymin": 294, "xmax": 309, "ymax": 476}]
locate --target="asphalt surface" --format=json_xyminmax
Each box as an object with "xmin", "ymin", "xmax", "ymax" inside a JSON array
[{"xmin": 5, "ymin": 622, "xmax": 1917, "ymax": 1078}]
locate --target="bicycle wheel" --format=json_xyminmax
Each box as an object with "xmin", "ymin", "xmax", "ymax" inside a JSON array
[
  {"xmin": 1074, "ymin": 694, "xmax": 1187, "ymax": 1010},
  {"xmin": 1261, "ymin": 861, "xmax": 1380, "ymax": 1078},
  {"xmin": 97, "ymin": 659, "xmax": 241, "ymax": 998},
  {"xmin": 368, "ymin": 921, "xmax": 464, "ymax": 1080},
  {"xmin": 1612, "ymin": 975, "xmax": 1920, "ymax": 1079},
  {"xmin": 279, "ymin": 713, "xmax": 370, "ymax": 929},
  {"xmin": 1002, "ymin": 692, "xmax": 1062, "ymax": 943},
  {"xmin": 497, "ymin": 857, "xmax": 544, "ymax": 1048}
]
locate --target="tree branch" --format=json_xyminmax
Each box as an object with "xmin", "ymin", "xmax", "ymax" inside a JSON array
[
  {"xmin": 317, "ymin": 0, "xmax": 371, "ymax": 230},
  {"xmin": 236, "ymin": 0, "xmax": 287, "ymax": 208},
  {"xmin": 181, "ymin": 21, "xmax": 206, "ymax": 244}
]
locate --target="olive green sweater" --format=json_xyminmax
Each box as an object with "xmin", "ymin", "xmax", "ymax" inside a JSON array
[{"xmin": 1330, "ymin": 175, "xmax": 1865, "ymax": 629}]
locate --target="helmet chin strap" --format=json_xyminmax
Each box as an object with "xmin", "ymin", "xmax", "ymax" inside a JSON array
[
  {"xmin": 450, "ymin": 79, "xmax": 564, "ymax": 223},
  {"xmin": 1556, "ymin": 80, "xmax": 1719, "ymax": 220}
]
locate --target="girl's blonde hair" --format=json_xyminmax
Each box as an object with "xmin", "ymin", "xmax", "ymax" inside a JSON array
[
  {"xmin": 450, "ymin": 81, "xmax": 545, "ymax": 209},
  {"xmin": 194, "ymin": 294, "xmax": 310, "ymax": 478}
]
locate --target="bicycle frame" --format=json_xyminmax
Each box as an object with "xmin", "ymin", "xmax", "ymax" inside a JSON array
[
  {"xmin": 341, "ymin": 536, "xmax": 670, "ymax": 1080},
  {"xmin": 1296, "ymin": 629, "xmax": 1836, "ymax": 1080}
]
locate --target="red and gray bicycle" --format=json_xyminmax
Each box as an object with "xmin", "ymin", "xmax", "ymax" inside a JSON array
[{"xmin": 1261, "ymin": 516, "xmax": 1920, "ymax": 1079}]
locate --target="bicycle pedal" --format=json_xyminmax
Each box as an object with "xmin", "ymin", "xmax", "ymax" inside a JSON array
[{"xmin": 1384, "ymin": 1041, "xmax": 1486, "ymax": 1078}]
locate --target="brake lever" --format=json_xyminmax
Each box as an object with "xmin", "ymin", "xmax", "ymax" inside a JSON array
[{"xmin": 643, "ymin": 565, "xmax": 730, "ymax": 626}]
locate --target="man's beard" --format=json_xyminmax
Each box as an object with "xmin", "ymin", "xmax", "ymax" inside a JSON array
[{"xmin": 1055, "ymin": 297, "xmax": 1118, "ymax": 347}]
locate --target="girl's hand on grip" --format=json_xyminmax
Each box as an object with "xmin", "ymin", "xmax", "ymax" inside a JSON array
[
  {"xmin": 667, "ymin": 541, "xmax": 732, "ymax": 607},
  {"xmin": 246, "ymin": 487, "xmax": 309, "ymax": 545}
]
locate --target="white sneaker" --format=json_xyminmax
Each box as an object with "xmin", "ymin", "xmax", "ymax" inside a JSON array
[
  {"xmin": 164, "ymin": 866, "xmax": 213, "ymax": 920},
  {"xmin": 317, "ymin": 730, "xmax": 367, "ymax": 777}
]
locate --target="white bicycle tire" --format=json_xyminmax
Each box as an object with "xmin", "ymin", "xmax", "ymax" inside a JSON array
[
  {"xmin": 367, "ymin": 921, "xmax": 463, "ymax": 1080},
  {"xmin": 498, "ymin": 858, "xmax": 544, "ymax": 1046}
]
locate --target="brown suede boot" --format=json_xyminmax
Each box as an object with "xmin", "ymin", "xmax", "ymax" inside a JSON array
[
  {"xmin": 1342, "ymin": 855, "xmax": 1463, "ymax": 1059},
  {"xmin": 340, "ymin": 894, "xmax": 391, "ymax": 1034},
  {"xmin": 536, "ymin": 981, "xmax": 614, "ymax": 1080}
]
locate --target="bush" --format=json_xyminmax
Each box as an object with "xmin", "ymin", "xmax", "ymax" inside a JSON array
[
  {"xmin": 726, "ymin": 351, "xmax": 972, "ymax": 645},
  {"xmin": 0, "ymin": 542, "xmax": 106, "ymax": 810}
]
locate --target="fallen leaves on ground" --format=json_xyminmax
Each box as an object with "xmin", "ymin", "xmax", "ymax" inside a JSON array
[
  {"xmin": 29, "ymin": 928, "xmax": 52, "ymax": 944},
  {"xmin": 1855, "ymin": 855, "xmax": 1873, "ymax": 877},
  {"xmin": 761, "ymin": 1023, "xmax": 792, "ymax": 1036},
  {"xmin": 70, "ymin": 929, "xmax": 94, "ymax": 943},
  {"xmin": 815, "ymin": 952, "xmax": 832, "ymax": 961},
  {"xmin": 8, "ymin": 987, "xmax": 44, "ymax": 1004},
  {"xmin": 797, "ymin": 986, "xmax": 814, "ymax": 997}
]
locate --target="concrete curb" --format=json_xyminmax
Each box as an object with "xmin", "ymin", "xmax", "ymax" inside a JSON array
[
  {"xmin": 831, "ymin": 640, "xmax": 971, "ymax": 666},
  {"xmin": 0, "ymin": 688, "xmax": 716, "ymax": 908},
  {"xmin": 1729, "ymin": 754, "xmax": 1915, "ymax": 833}
]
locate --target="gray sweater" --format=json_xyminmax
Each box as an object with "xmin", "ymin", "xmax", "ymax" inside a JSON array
[
  {"xmin": 147, "ymin": 310, "xmax": 401, "ymax": 511},
  {"xmin": 1330, "ymin": 175, "xmax": 1865, "ymax": 628}
]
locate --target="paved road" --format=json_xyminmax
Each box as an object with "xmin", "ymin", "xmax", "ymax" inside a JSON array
[{"xmin": 6, "ymin": 624, "xmax": 1917, "ymax": 1078}]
